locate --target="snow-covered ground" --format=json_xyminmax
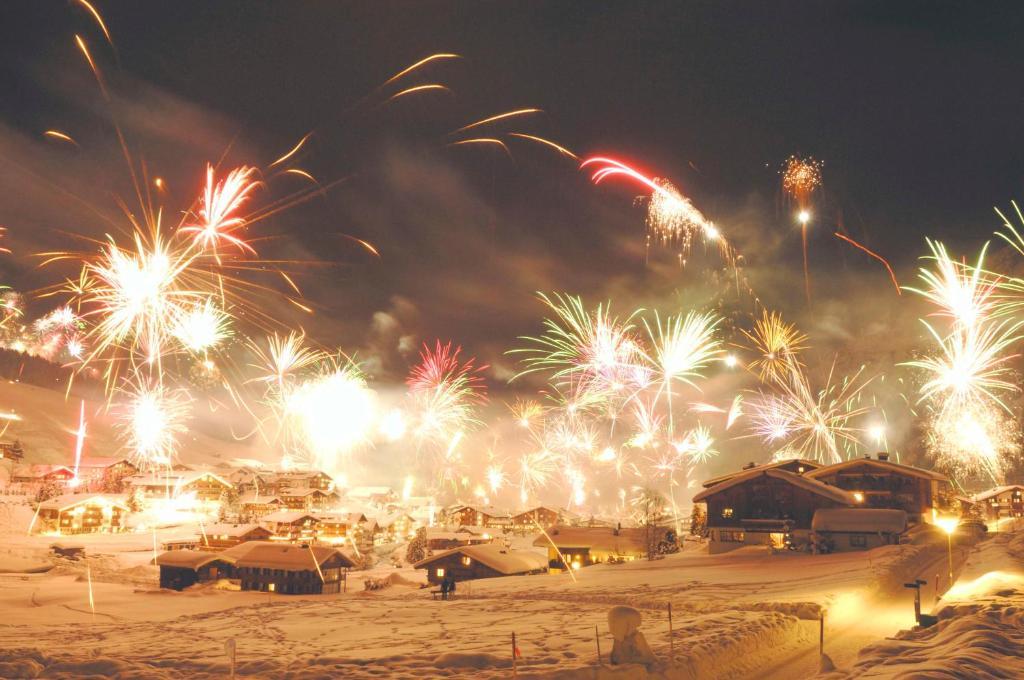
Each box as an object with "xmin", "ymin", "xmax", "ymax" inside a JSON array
[
  {"xmin": 822, "ymin": 522, "xmax": 1024, "ymax": 679},
  {"xmin": 0, "ymin": 504, "xmax": 974, "ymax": 680}
]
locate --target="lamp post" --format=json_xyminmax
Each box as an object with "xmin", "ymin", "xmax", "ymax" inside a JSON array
[{"xmin": 935, "ymin": 517, "xmax": 957, "ymax": 584}]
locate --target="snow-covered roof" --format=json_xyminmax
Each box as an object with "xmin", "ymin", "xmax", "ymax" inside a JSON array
[
  {"xmin": 692, "ymin": 468, "xmax": 858, "ymax": 505},
  {"xmin": 260, "ymin": 511, "xmax": 318, "ymax": 524},
  {"xmin": 280, "ymin": 488, "xmax": 337, "ymax": 498},
  {"xmin": 346, "ymin": 486, "xmax": 394, "ymax": 497},
  {"xmin": 16, "ymin": 464, "xmax": 75, "ymax": 478},
  {"xmin": 531, "ymin": 526, "xmax": 650, "ymax": 553},
  {"xmin": 129, "ymin": 470, "xmax": 232, "ymax": 489},
  {"xmin": 314, "ymin": 512, "xmax": 366, "ymax": 525},
  {"xmin": 200, "ymin": 523, "xmax": 270, "ymax": 539},
  {"xmin": 415, "ymin": 543, "xmax": 547, "ymax": 575},
  {"xmin": 38, "ymin": 493, "xmax": 129, "ymax": 512},
  {"xmin": 156, "ymin": 550, "xmax": 235, "ymax": 570},
  {"xmin": 75, "ymin": 457, "xmax": 133, "ymax": 469},
  {"xmin": 454, "ymin": 505, "xmax": 512, "ymax": 518},
  {"xmin": 239, "ymin": 493, "xmax": 283, "ymax": 505},
  {"xmin": 806, "ymin": 458, "xmax": 949, "ymax": 483},
  {"xmin": 226, "ymin": 542, "xmax": 354, "ymax": 570},
  {"xmin": 511, "ymin": 505, "xmax": 563, "ymax": 517},
  {"xmin": 812, "ymin": 508, "xmax": 908, "ymax": 534},
  {"xmin": 972, "ymin": 485, "xmax": 1024, "ymax": 502},
  {"xmin": 701, "ymin": 459, "xmax": 822, "ymax": 488}
]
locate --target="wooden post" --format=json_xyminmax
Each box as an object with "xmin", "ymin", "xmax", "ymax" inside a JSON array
[
  {"xmin": 595, "ymin": 625, "xmax": 602, "ymax": 665},
  {"xmin": 512, "ymin": 632, "xmax": 518, "ymax": 678},
  {"xmin": 668, "ymin": 602, "xmax": 674, "ymax": 660},
  {"xmin": 224, "ymin": 638, "xmax": 236, "ymax": 680},
  {"xmin": 819, "ymin": 611, "xmax": 824, "ymax": 657},
  {"xmin": 934, "ymin": 573, "xmax": 939, "ymax": 604}
]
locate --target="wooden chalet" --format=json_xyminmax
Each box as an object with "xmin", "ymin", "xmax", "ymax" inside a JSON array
[
  {"xmin": 272, "ymin": 470, "xmax": 335, "ymax": 493},
  {"xmin": 448, "ymin": 505, "xmax": 512, "ymax": 529},
  {"xmin": 415, "ymin": 543, "xmax": 547, "ymax": 584},
  {"xmin": 12, "ymin": 464, "xmax": 76, "ymax": 486},
  {"xmin": 532, "ymin": 525, "xmax": 666, "ymax": 568},
  {"xmin": 693, "ymin": 468, "xmax": 857, "ymax": 553},
  {"xmin": 199, "ymin": 523, "xmax": 273, "ymax": 549},
  {"xmin": 239, "ymin": 493, "xmax": 285, "ymax": 518},
  {"xmin": 260, "ymin": 510, "xmax": 320, "ymax": 541},
  {"xmin": 510, "ymin": 506, "xmax": 563, "ymax": 530},
  {"xmin": 972, "ymin": 485, "xmax": 1024, "ymax": 521},
  {"xmin": 313, "ymin": 512, "xmax": 367, "ymax": 545},
  {"xmin": 156, "ymin": 551, "xmax": 235, "ymax": 590},
  {"xmin": 229, "ymin": 468, "xmax": 275, "ymax": 495},
  {"xmin": 806, "ymin": 453, "xmax": 952, "ymax": 523},
  {"xmin": 279, "ymin": 488, "xmax": 339, "ymax": 512},
  {"xmin": 811, "ymin": 508, "xmax": 907, "ymax": 552},
  {"xmin": 0, "ymin": 440, "xmax": 24, "ymax": 461},
  {"xmin": 425, "ymin": 529, "xmax": 492, "ymax": 551},
  {"xmin": 373, "ymin": 512, "xmax": 417, "ymax": 543},
  {"xmin": 128, "ymin": 471, "xmax": 233, "ymax": 502},
  {"xmin": 74, "ymin": 457, "xmax": 138, "ymax": 486},
  {"xmin": 226, "ymin": 541, "xmax": 353, "ymax": 594},
  {"xmin": 34, "ymin": 493, "xmax": 129, "ymax": 535},
  {"xmin": 345, "ymin": 486, "xmax": 397, "ymax": 507},
  {"xmin": 701, "ymin": 459, "xmax": 823, "ymax": 489}
]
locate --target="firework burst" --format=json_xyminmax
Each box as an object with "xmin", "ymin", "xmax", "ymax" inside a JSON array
[{"xmin": 741, "ymin": 310, "xmax": 808, "ymax": 384}]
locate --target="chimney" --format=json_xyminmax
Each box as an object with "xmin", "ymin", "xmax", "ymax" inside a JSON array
[
  {"xmin": 877, "ymin": 452, "xmax": 890, "ymax": 461},
  {"xmin": 742, "ymin": 462, "xmax": 756, "ymax": 470}
]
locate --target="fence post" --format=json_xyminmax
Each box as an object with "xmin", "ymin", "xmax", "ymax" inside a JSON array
[
  {"xmin": 819, "ymin": 611, "xmax": 824, "ymax": 657},
  {"xmin": 668, "ymin": 602, "xmax": 674, "ymax": 660},
  {"xmin": 595, "ymin": 625, "xmax": 602, "ymax": 665},
  {"xmin": 512, "ymin": 631, "xmax": 518, "ymax": 678}
]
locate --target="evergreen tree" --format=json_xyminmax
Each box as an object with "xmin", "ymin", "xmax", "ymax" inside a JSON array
[
  {"xmin": 689, "ymin": 504, "xmax": 707, "ymax": 538},
  {"xmin": 405, "ymin": 526, "xmax": 427, "ymax": 563}
]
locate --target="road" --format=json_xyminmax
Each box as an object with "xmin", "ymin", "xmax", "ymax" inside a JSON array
[{"xmin": 752, "ymin": 544, "xmax": 969, "ymax": 680}]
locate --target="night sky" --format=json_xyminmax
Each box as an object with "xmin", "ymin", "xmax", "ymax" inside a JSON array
[{"xmin": 2, "ymin": 0, "xmax": 1024, "ymax": 383}]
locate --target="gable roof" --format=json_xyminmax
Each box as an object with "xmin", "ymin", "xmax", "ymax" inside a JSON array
[
  {"xmin": 532, "ymin": 525, "xmax": 652, "ymax": 553},
  {"xmin": 156, "ymin": 550, "xmax": 235, "ymax": 570},
  {"xmin": 692, "ymin": 468, "xmax": 858, "ymax": 505},
  {"xmin": 38, "ymin": 493, "xmax": 129, "ymax": 512},
  {"xmin": 239, "ymin": 493, "xmax": 283, "ymax": 505},
  {"xmin": 129, "ymin": 470, "xmax": 232, "ymax": 489},
  {"xmin": 200, "ymin": 523, "xmax": 271, "ymax": 539},
  {"xmin": 806, "ymin": 458, "xmax": 949, "ymax": 483},
  {"xmin": 414, "ymin": 543, "xmax": 547, "ymax": 574},
  {"xmin": 225, "ymin": 541, "xmax": 354, "ymax": 569},
  {"xmin": 701, "ymin": 459, "xmax": 822, "ymax": 488},
  {"xmin": 260, "ymin": 510, "xmax": 318, "ymax": 524},
  {"xmin": 454, "ymin": 505, "xmax": 512, "ymax": 518},
  {"xmin": 972, "ymin": 485, "xmax": 1024, "ymax": 502}
]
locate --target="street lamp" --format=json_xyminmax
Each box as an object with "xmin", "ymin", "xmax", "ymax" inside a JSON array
[
  {"xmin": 935, "ymin": 517, "xmax": 958, "ymax": 585},
  {"xmin": 797, "ymin": 210, "xmax": 811, "ymax": 226}
]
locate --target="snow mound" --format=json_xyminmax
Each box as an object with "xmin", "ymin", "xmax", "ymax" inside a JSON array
[{"xmin": 433, "ymin": 652, "xmax": 512, "ymax": 669}]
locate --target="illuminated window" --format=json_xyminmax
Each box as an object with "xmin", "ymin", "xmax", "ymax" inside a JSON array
[
  {"xmin": 853, "ymin": 492, "xmax": 864, "ymax": 503},
  {"xmin": 721, "ymin": 508, "xmax": 734, "ymax": 518},
  {"xmin": 461, "ymin": 556, "xmax": 472, "ymax": 566},
  {"xmin": 797, "ymin": 466, "xmax": 805, "ymax": 474},
  {"xmin": 436, "ymin": 568, "xmax": 445, "ymax": 578},
  {"xmin": 268, "ymin": 583, "xmax": 275, "ymax": 592}
]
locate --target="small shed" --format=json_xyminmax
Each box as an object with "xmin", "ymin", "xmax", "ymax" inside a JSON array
[
  {"xmin": 156, "ymin": 550, "xmax": 236, "ymax": 590},
  {"xmin": 532, "ymin": 526, "xmax": 666, "ymax": 567},
  {"xmin": 811, "ymin": 508, "xmax": 907, "ymax": 552},
  {"xmin": 414, "ymin": 543, "xmax": 548, "ymax": 584}
]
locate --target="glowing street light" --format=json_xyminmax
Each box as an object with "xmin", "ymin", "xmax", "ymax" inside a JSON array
[
  {"xmin": 935, "ymin": 517, "xmax": 958, "ymax": 584},
  {"xmin": 797, "ymin": 210, "xmax": 811, "ymax": 226}
]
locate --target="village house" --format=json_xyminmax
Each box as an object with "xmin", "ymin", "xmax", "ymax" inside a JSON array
[
  {"xmin": 272, "ymin": 470, "xmax": 335, "ymax": 494},
  {"xmin": 805, "ymin": 453, "xmax": 952, "ymax": 523},
  {"xmin": 313, "ymin": 512, "xmax": 367, "ymax": 545},
  {"xmin": 810, "ymin": 508, "xmax": 908, "ymax": 552},
  {"xmin": 510, "ymin": 505, "xmax": 564, "ymax": 530},
  {"xmin": 260, "ymin": 510, "xmax": 320, "ymax": 542},
  {"xmin": 239, "ymin": 493, "xmax": 285, "ymax": 519},
  {"xmin": 128, "ymin": 471, "xmax": 233, "ymax": 503},
  {"xmin": 198, "ymin": 523, "xmax": 273, "ymax": 550},
  {"xmin": 33, "ymin": 493, "xmax": 129, "ymax": 535},
  {"xmin": 279, "ymin": 488, "xmax": 339, "ymax": 512},
  {"xmin": 701, "ymin": 458, "xmax": 823, "ymax": 488},
  {"xmin": 693, "ymin": 467, "xmax": 858, "ymax": 553},
  {"xmin": 345, "ymin": 486, "xmax": 397, "ymax": 508},
  {"xmin": 12, "ymin": 464, "xmax": 76, "ymax": 487},
  {"xmin": 972, "ymin": 485, "xmax": 1024, "ymax": 522},
  {"xmin": 0, "ymin": 439, "xmax": 24, "ymax": 461},
  {"xmin": 373, "ymin": 512, "xmax": 417, "ymax": 543},
  {"xmin": 228, "ymin": 468, "xmax": 276, "ymax": 495},
  {"xmin": 73, "ymin": 457, "xmax": 138, "ymax": 490},
  {"xmin": 227, "ymin": 541, "xmax": 354, "ymax": 594},
  {"xmin": 425, "ymin": 529, "xmax": 493, "ymax": 551},
  {"xmin": 156, "ymin": 551, "xmax": 235, "ymax": 590},
  {"xmin": 532, "ymin": 525, "xmax": 668, "ymax": 568},
  {"xmin": 448, "ymin": 505, "xmax": 512, "ymax": 529},
  {"xmin": 415, "ymin": 543, "xmax": 548, "ymax": 584}
]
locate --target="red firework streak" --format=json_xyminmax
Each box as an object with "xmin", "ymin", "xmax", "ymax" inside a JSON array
[
  {"xmin": 407, "ymin": 340, "xmax": 488, "ymax": 400},
  {"xmin": 833, "ymin": 232, "xmax": 901, "ymax": 294}
]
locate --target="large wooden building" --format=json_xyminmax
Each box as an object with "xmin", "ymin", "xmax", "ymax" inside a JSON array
[
  {"xmin": 34, "ymin": 493, "xmax": 129, "ymax": 535},
  {"xmin": 701, "ymin": 459, "xmax": 823, "ymax": 489},
  {"xmin": 972, "ymin": 485, "xmax": 1024, "ymax": 522},
  {"xmin": 805, "ymin": 454, "xmax": 952, "ymax": 523},
  {"xmin": 692, "ymin": 468, "xmax": 858, "ymax": 553},
  {"xmin": 260, "ymin": 511, "xmax": 320, "ymax": 541},
  {"xmin": 448, "ymin": 505, "xmax": 512, "ymax": 529},
  {"xmin": 199, "ymin": 523, "xmax": 273, "ymax": 550},
  {"xmin": 414, "ymin": 543, "xmax": 547, "ymax": 584},
  {"xmin": 226, "ymin": 542, "xmax": 353, "ymax": 594},
  {"xmin": 510, "ymin": 506, "xmax": 564, "ymax": 530}
]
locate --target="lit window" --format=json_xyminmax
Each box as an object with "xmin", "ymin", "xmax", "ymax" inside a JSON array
[
  {"xmin": 721, "ymin": 508, "xmax": 734, "ymax": 518},
  {"xmin": 436, "ymin": 568, "xmax": 445, "ymax": 578},
  {"xmin": 461, "ymin": 556, "xmax": 472, "ymax": 566},
  {"xmin": 268, "ymin": 583, "xmax": 275, "ymax": 592},
  {"xmin": 853, "ymin": 492, "xmax": 864, "ymax": 503}
]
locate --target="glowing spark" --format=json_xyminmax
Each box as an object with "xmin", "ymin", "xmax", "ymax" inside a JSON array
[
  {"xmin": 834, "ymin": 232, "xmax": 901, "ymax": 294},
  {"xmin": 180, "ymin": 165, "xmax": 259, "ymax": 256},
  {"xmin": 507, "ymin": 133, "xmax": 578, "ymax": 159},
  {"xmin": 383, "ymin": 53, "xmax": 460, "ymax": 86},
  {"xmin": 451, "ymin": 108, "xmax": 542, "ymax": 135},
  {"xmin": 269, "ymin": 133, "xmax": 312, "ymax": 168},
  {"xmin": 44, "ymin": 130, "xmax": 79, "ymax": 146},
  {"xmin": 385, "ymin": 84, "xmax": 451, "ymax": 102},
  {"xmin": 74, "ymin": 0, "xmax": 113, "ymax": 46},
  {"xmin": 116, "ymin": 381, "xmax": 192, "ymax": 471},
  {"xmin": 741, "ymin": 310, "xmax": 807, "ymax": 384},
  {"xmin": 171, "ymin": 299, "xmax": 231, "ymax": 352}
]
